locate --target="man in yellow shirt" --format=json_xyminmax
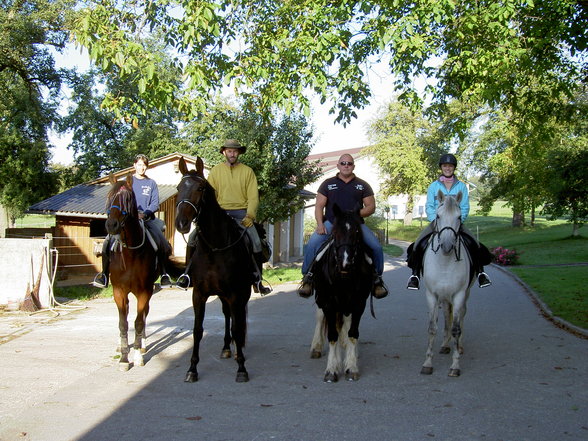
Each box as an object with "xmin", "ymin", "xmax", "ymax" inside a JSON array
[{"xmin": 176, "ymin": 140, "xmax": 271, "ymax": 294}]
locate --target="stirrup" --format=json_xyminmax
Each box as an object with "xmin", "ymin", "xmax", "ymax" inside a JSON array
[
  {"xmin": 92, "ymin": 273, "xmax": 108, "ymax": 289},
  {"xmin": 255, "ymin": 281, "xmax": 272, "ymax": 296},
  {"xmin": 175, "ymin": 274, "xmax": 191, "ymax": 290},
  {"xmin": 407, "ymin": 275, "xmax": 420, "ymax": 290},
  {"xmin": 159, "ymin": 273, "xmax": 172, "ymax": 288},
  {"xmin": 478, "ymin": 272, "xmax": 492, "ymax": 288}
]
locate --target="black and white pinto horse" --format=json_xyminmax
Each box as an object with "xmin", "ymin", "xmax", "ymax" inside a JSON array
[
  {"xmin": 308, "ymin": 204, "xmax": 374, "ymax": 382},
  {"xmin": 421, "ymin": 191, "xmax": 476, "ymax": 377},
  {"xmin": 175, "ymin": 157, "xmax": 254, "ymax": 383}
]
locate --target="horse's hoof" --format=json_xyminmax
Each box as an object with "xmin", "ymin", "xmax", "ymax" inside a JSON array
[
  {"xmin": 448, "ymin": 368, "xmax": 461, "ymax": 377},
  {"xmin": 236, "ymin": 371, "xmax": 249, "ymax": 383},
  {"xmin": 184, "ymin": 371, "xmax": 199, "ymax": 383},
  {"xmin": 119, "ymin": 362, "xmax": 130, "ymax": 372},
  {"xmin": 310, "ymin": 350, "xmax": 322, "ymax": 359},
  {"xmin": 324, "ymin": 372, "xmax": 338, "ymax": 383},
  {"xmin": 220, "ymin": 349, "xmax": 232, "ymax": 359},
  {"xmin": 439, "ymin": 346, "xmax": 451, "ymax": 354},
  {"xmin": 345, "ymin": 370, "xmax": 360, "ymax": 381},
  {"xmin": 420, "ymin": 366, "xmax": 433, "ymax": 375}
]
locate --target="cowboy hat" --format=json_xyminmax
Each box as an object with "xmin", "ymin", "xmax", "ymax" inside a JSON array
[{"xmin": 219, "ymin": 139, "xmax": 247, "ymax": 154}]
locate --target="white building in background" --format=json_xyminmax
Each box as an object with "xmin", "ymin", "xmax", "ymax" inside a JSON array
[{"xmin": 305, "ymin": 147, "xmax": 427, "ymax": 222}]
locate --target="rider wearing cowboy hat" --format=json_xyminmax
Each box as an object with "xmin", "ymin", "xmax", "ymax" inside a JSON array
[
  {"xmin": 406, "ymin": 153, "xmax": 492, "ymax": 290},
  {"xmin": 176, "ymin": 140, "xmax": 271, "ymax": 295}
]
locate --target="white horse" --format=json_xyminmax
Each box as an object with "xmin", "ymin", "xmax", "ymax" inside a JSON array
[{"xmin": 421, "ymin": 191, "xmax": 475, "ymax": 377}]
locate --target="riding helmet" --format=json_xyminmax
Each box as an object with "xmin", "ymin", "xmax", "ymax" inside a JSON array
[
  {"xmin": 219, "ymin": 139, "xmax": 247, "ymax": 154},
  {"xmin": 439, "ymin": 153, "xmax": 457, "ymax": 167}
]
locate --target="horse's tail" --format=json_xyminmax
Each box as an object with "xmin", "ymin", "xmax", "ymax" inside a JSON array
[{"xmin": 164, "ymin": 255, "xmax": 186, "ymax": 279}]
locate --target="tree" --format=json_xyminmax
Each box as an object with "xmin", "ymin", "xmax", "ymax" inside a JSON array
[
  {"xmin": 0, "ymin": 0, "xmax": 73, "ymax": 218},
  {"xmin": 182, "ymin": 98, "xmax": 322, "ymax": 222},
  {"xmin": 70, "ymin": 0, "xmax": 588, "ymax": 131}
]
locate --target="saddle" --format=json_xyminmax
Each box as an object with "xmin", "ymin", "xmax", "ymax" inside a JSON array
[{"xmin": 407, "ymin": 230, "xmax": 492, "ymax": 276}]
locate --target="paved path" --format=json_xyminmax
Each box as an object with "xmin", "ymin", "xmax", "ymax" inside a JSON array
[{"xmin": 1, "ymin": 251, "xmax": 587, "ymax": 441}]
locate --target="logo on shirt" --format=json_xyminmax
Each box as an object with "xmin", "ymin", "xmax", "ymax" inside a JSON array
[
  {"xmin": 141, "ymin": 186, "xmax": 151, "ymax": 196},
  {"xmin": 327, "ymin": 184, "xmax": 338, "ymax": 191},
  {"xmin": 355, "ymin": 184, "xmax": 364, "ymax": 191}
]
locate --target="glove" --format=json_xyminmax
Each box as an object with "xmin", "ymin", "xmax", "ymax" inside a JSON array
[
  {"xmin": 241, "ymin": 215, "xmax": 254, "ymax": 228},
  {"xmin": 143, "ymin": 210, "xmax": 155, "ymax": 221}
]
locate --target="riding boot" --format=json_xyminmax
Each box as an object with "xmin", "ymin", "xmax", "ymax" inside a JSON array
[
  {"xmin": 372, "ymin": 274, "xmax": 389, "ymax": 299},
  {"xmin": 298, "ymin": 271, "xmax": 314, "ymax": 298},
  {"xmin": 252, "ymin": 252, "xmax": 271, "ymax": 295},
  {"xmin": 156, "ymin": 249, "xmax": 173, "ymax": 288},
  {"xmin": 92, "ymin": 240, "xmax": 110, "ymax": 288}
]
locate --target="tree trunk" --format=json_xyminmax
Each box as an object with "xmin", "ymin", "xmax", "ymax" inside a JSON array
[
  {"xmin": 572, "ymin": 222, "xmax": 580, "ymax": 237},
  {"xmin": 512, "ymin": 212, "xmax": 524, "ymax": 227},
  {"xmin": 530, "ymin": 206, "xmax": 535, "ymax": 227},
  {"xmin": 404, "ymin": 195, "xmax": 414, "ymax": 226}
]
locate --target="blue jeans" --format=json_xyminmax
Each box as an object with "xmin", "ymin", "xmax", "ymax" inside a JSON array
[{"xmin": 302, "ymin": 221, "xmax": 384, "ymax": 275}]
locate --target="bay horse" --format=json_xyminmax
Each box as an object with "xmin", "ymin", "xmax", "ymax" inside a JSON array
[
  {"xmin": 308, "ymin": 204, "xmax": 374, "ymax": 382},
  {"xmin": 421, "ymin": 191, "xmax": 475, "ymax": 377},
  {"xmin": 175, "ymin": 157, "xmax": 254, "ymax": 383},
  {"xmin": 105, "ymin": 174, "xmax": 158, "ymax": 371}
]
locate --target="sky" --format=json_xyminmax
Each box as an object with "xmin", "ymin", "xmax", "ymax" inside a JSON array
[{"xmin": 49, "ymin": 46, "xmax": 397, "ymax": 164}]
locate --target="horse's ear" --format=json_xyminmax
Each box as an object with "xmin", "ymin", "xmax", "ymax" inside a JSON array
[
  {"xmin": 196, "ymin": 157, "xmax": 204, "ymax": 176},
  {"xmin": 126, "ymin": 173, "xmax": 133, "ymax": 188},
  {"xmin": 456, "ymin": 191, "xmax": 463, "ymax": 203},
  {"xmin": 178, "ymin": 157, "xmax": 188, "ymax": 175},
  {"xmin": 108, "ymin": 174, "xmax": 116, "ymax": 185},
  {"xmin": 437, "ymin": 190, "xmax": 445, "ymax": 203}
]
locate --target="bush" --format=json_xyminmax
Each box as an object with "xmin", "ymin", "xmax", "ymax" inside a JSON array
[{"xmin": 490, "ymin": 246, "xmax": 521, "ymax": 266}]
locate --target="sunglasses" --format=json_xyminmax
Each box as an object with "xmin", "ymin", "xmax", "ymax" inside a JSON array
[{"xmin": 339, "ymin": 161, "xmax": 354, "ymax": 166}]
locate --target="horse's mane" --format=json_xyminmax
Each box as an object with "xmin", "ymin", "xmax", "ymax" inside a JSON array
[{"xmin": 106, "ymin": 180, "xmax": 138, "ymax": 216}]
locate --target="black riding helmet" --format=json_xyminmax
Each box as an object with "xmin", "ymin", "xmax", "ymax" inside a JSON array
[{"xmin": 439, "ymin": 153, "xmax": 457, "ymax": 167}]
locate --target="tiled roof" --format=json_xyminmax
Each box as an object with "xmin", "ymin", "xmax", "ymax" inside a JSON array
[{"xmin": 27, "ymin": 184, "xmax": 178, "ymax": 218}]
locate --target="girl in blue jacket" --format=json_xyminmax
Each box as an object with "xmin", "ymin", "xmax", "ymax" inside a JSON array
[{"xmin": 406, "ymin": 154, "xmax": 492, "ymax": 290}]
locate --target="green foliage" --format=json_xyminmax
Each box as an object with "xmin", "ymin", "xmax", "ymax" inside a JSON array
[
  {"xmin": 182, "ymin": 98, "xmax": 321, "ymax": 223},
  {"xmin": 0, "ymin": 0, "xmax": 72, "ymax": 216},
  {"xmin": 69, "ymin": 0, "xmax": 587, "ymax": 132}
]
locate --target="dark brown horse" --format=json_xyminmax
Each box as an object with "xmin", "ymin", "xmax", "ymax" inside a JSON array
[
  {"xmin": 175, "ymin": 157, "xmax": 254, "ymax": 382},
  {"xmin": 105, "ymin": 174, "xmax": 158, "ymax": 371}
]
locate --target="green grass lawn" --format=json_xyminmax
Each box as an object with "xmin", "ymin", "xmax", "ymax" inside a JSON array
[{"xmin": 388, "ymin": 203, "xmax": 587, "ymax": 330}]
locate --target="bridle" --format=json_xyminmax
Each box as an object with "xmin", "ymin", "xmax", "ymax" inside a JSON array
[
  {"xmin": 106, "ymin": 189, "xmax": 146, "ymax": 251},
  {"xmin": 430, "ymin": 212, "xmax": 463, "ymax": 261},
  {"xmin": 175, "ymin": 173, "xmax": 247, "ymax": 252},
  {"xmin": 175, "ymin": 173, "xmax": 206, "ymax": 225}
]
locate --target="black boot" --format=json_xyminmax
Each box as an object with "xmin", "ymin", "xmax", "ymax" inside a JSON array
[{"xmin": 92, "ymin": 239, "xmax": 110, "ymax": 288}]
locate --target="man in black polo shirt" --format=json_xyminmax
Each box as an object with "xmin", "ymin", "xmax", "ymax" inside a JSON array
[{"xmin": 298, "ymin": 154, "xmax": 388, "ymax": 298}]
